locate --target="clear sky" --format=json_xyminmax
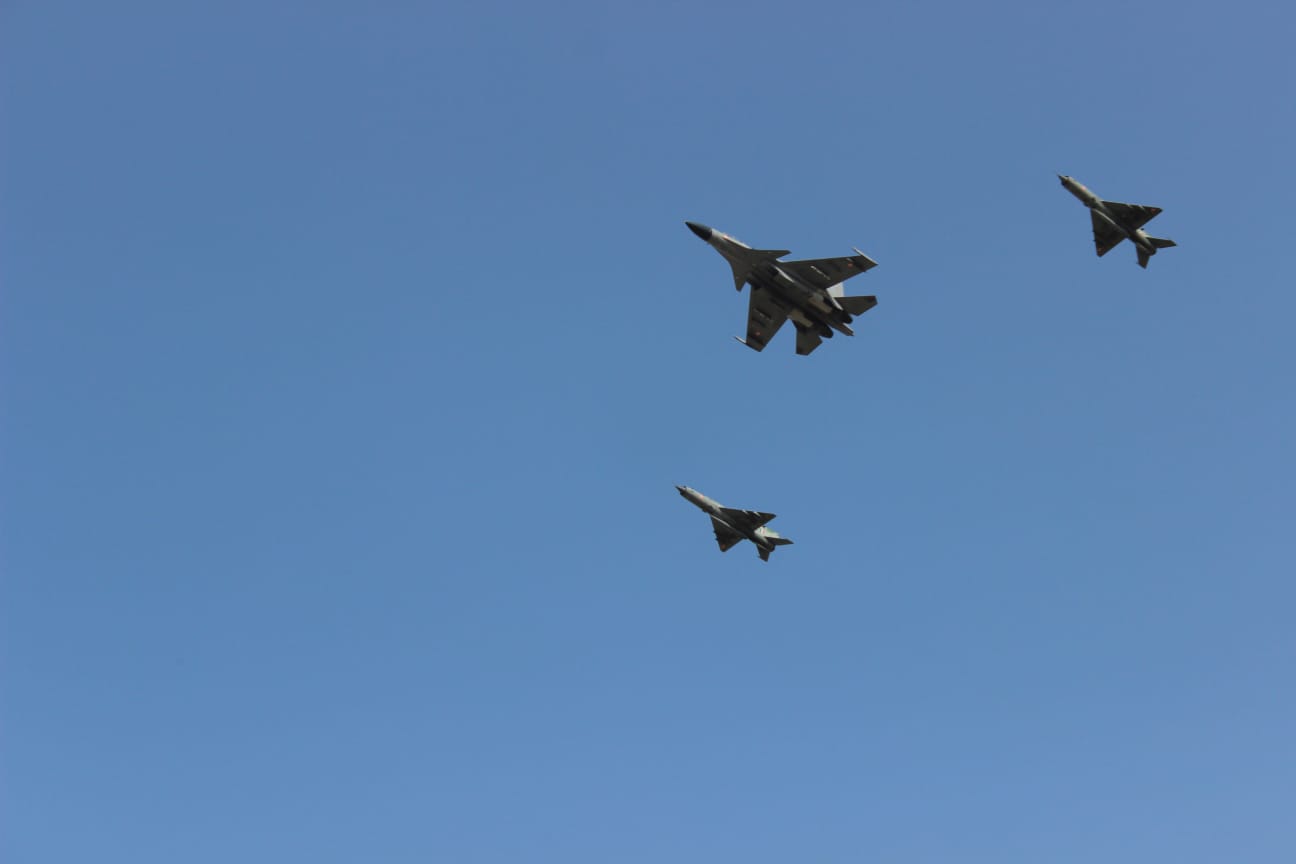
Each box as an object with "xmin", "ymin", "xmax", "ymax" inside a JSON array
[{"xmin": 4, "ymin": 1, "xmax": 1295, "ymax": 861}]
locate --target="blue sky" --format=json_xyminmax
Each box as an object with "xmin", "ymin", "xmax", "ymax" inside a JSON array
[{"xmin": 4, "ymin": 1, "xmax": 1295, "ymax": 861}]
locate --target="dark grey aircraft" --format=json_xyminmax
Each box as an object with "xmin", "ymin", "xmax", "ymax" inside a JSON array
[
  {"xmin": 676, "ymin": 485, "xmax": 793, "ymax": 562},
  {"xmin": 686, "ymin": 221, "xmax": 878, "ymax": 356},
  {"xmin": 1059, "ymin": 175, "xmax": 1176, "ymax": 268}
]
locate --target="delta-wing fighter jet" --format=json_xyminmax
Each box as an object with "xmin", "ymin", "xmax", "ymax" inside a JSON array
[
  {"xmin": 686, "ymin": 222, "xmax": 878, "ymax": 356},
  {"xmin": 676, "ymin": 485, "xmax": 793, "ymax": 562},
  {"xmin": 1059, "ymin": 175, "xmax": 1176, "ymax": 268}
]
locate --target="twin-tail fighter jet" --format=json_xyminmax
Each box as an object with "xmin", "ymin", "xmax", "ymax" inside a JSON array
[
  {"xmin": 676, "ymin": 485, "xmax": 793, "ymax": 562},
  {"xmin": 1059, "ymin": 175, "xmax": 1176, "ymax": 268},
  {"xmin": 686, "ymin": 221, "xmax": 878, "ymax": 356}
]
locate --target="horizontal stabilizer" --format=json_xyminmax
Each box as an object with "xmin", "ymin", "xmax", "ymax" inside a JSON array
[
  {"xmin": 836, "ymin": 295, "xmax": 878, "ymax": 316},
  {"xmin": 756, "ymin": 536, "xmax": 792, "ymax": 562},
  {"xmin": 1149, "ymin": 236, "xmax": 1176, "ymax": 249}
]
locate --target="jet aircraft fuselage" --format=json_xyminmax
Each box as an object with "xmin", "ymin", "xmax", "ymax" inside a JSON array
[
  {"xmin": 686, "ymin": 222, "xmax": 878, "ymax": 354},
  {"xmin": 687, "ymin": 221, "xmax": 860, "ymax": 338},
  {"xmin": 1059, "ymin": 175, "xmax": 1176, "ymax": 268},
  {"xmin": 675, "ymin": 485, "xmax": 791, "ymax": 561}
]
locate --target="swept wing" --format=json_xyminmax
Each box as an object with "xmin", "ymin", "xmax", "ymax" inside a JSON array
[
  {"xmin": 719, "ymin": 507, "xmax": 776, "ymax": 529},
  {"xmin": 1092, "ymin": 202, "xmax": 1162, "ymax": 256},
  {"xmin": 779, "ymin": 251, "xmax": 878, "ymax": 290},
  {"xmin": 1091, "ymin": 211, "xmax": 1126, "ymax": 257},
  {"xmin": 742, "ymin": 285, "xmax": 789, "ymax": 352},
  {"xmin": 1102, "ymin": 201, "xmax": 1162, "ymax": 232},
  {"xmin": 710, "ymin": 517, "xmax": 744, "ymax": 552}
]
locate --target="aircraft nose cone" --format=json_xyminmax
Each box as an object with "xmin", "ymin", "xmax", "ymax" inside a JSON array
[{"xmin": 685, "ymin": 221, "xmax": 713, "ymax": 241}]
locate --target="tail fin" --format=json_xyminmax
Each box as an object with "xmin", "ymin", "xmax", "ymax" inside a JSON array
[
  {"xmin": 1137, "ymin": 248, "xmax": 1151, "ymax": 268},
  {"xmin": 1149, "ymin": 237, "xmax": 1176, "ymax": 249}
]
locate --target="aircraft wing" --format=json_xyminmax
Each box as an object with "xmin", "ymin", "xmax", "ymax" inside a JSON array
[
  {"xmin": 779, "ymin": 252, "xmax": 877, "ymax": 290},
  {"xmin": 794, "ymin": 324, "xmax": 823, "ymax": 356},
  {"xmin": 1091, "ymin": 210, "xmax": 1126, "ymax": 257},
  {"xmin": 719, "ymin": 507, "xmax": 776, "ymax": 529},
  {"xmin": 1101, "ymin": 201, "xmax": 1161, "ymax": 232},
  {"xmin": 710, "ymin": 517, "xmax": 744, "ymax": 552},
  {"xmin": 742, "ymin": 285, "xmax": 789, "ymax": 351}
]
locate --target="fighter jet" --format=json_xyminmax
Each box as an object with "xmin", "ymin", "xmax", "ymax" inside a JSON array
[
  {"xmin": 676, "ymin": 485, "xmax": 793, "ymax": 562},
  {"xmin": 1059, "ymin": 175, "xmax": 1176, "ymax": 268},
  {"xmin": 685, "ymin": 221, "xmax": 878, "ymax": 356}
]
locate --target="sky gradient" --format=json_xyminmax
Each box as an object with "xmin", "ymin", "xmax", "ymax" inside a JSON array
[{"xmin": 4, "ymin": 1, "xmax": 1295, "ymax": 861}]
